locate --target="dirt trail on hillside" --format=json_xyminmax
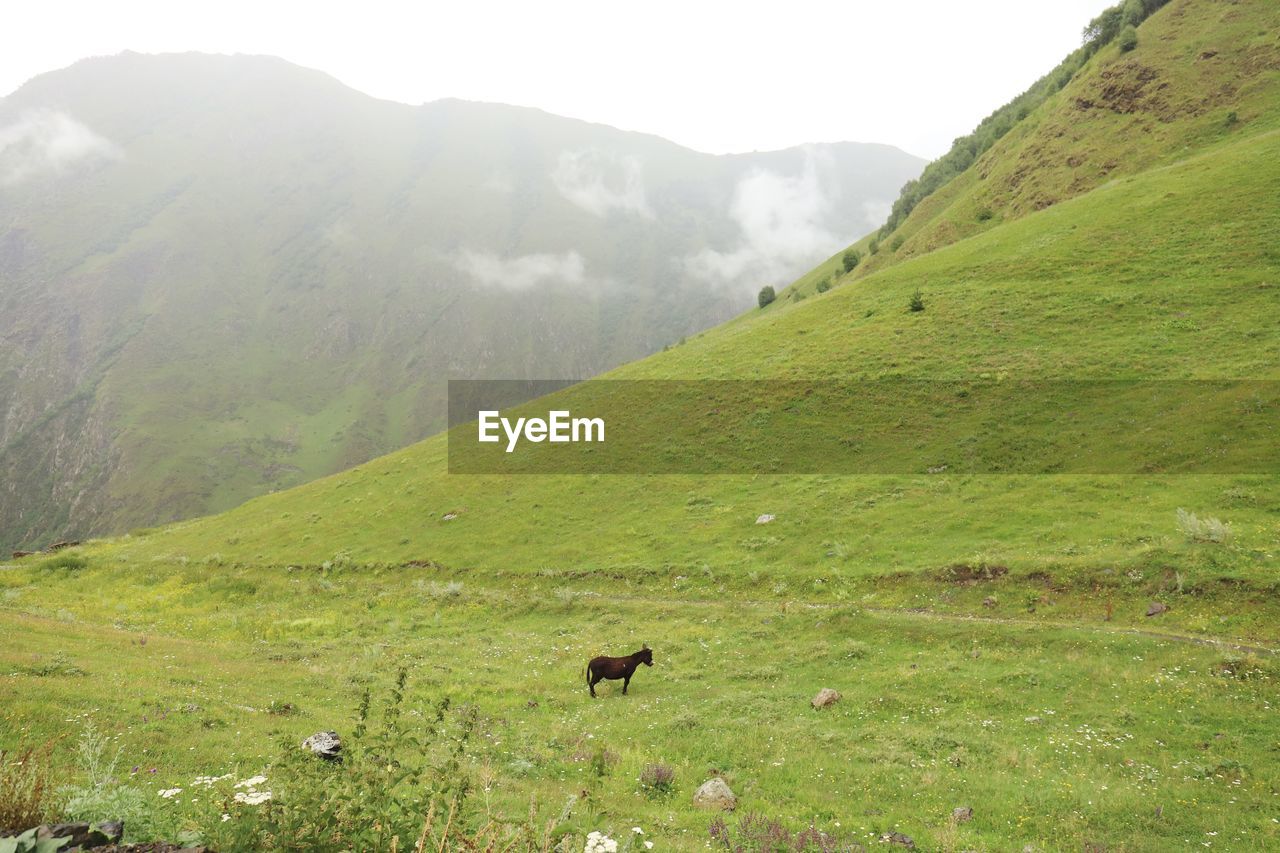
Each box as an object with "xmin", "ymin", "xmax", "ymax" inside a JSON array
[{"xmin": 580, "ymin": 590, "xmax": 1280, "ymax": 656}]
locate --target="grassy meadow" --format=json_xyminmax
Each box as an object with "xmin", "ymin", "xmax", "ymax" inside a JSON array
[{"xmin": 3, "ymin": 566, "xmax": 1278, "ymax": 851}]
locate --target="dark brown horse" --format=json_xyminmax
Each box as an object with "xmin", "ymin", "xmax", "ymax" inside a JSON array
[{"xmin": 586, "ymin": 646, "xmax": 653, "ymax": 697}]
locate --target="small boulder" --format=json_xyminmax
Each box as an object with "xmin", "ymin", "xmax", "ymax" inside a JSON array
[
  {"xmin": 35, "ymin": 822, "xmax": 117, "ymax": 848},
  {"xmin": 1146, "ymin": 601, "xmax": 1168, "ymax": 617},
  {"xmin": 755, "ymin": 514, "xmax": 776, "ymax": 525},
  {"xmin": 880, "ymin": 831, "xmax": 915, "ymax": 847},
  {"xmin": 693, "ymin": 777, "xmax": 736, "ymax": 810},
  {"xmin": 302, "ymin": 730, "xmax": 342, "ymax": 761},
  {"xmin": 982, "ymin": 596, "xmax": 997, "ymax": 608},
  {"xmin": 811, "ymin": 688, "xmax": 841, "ymax": 709},
  {"xmin": 952, "ymin": 806, "xmax": 973, "ymax": 823}
]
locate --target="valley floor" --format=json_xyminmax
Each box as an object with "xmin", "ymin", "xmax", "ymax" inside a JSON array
[{"xmin": 3, "ymin": 566, "xmax": 1278, "ymax": 851}]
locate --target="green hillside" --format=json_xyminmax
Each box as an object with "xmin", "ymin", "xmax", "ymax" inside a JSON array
[
  {"xmin": 837, "ymin": 0, "xmax": 1280, "ymax": 288},
  {"xmin": 0, "ymin": 53, "xmax": 924, "ymax": 552},
  {"xmin": 3, "ymin": 0, "xmax": 1279, "ymax": 849}
]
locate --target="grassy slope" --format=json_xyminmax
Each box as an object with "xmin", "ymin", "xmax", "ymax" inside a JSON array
[
  {"xmin": 841, "ymin": 0, "xmax": 1280, "ymax": 288},
  {"xmin": 4, "ymin": 2, "xmax": 1280, "ymax": 848},
  {"xmin": 79, "ymin": 125, "xmax": 1280, "ymax": 619}
]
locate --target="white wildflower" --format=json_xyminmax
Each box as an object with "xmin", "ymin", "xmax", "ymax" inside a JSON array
[
  {"xmin": 235, "ymin": 774, "xmax": 268, "ymax": 789},
  {"xmin": 233, "ymin": 790, "xmax": 273, "ymax": 805},
  {"xmin": 159, "ymin": 788, "xmax": 182, "ymax": 799}
]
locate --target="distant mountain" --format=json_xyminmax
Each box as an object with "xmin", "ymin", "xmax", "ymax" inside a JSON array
[{"xmin": 0, "ymin": 52, "xmax": 925, "ymax": 549}]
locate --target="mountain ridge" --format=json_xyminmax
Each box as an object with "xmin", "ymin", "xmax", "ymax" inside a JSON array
[{"xmin": 0, "ymin": 51, "xmax": 925, "ymax": 550}]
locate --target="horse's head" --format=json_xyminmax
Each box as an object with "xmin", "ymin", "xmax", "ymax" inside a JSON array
[{"xmin": 637, "ymin": 645, "xmax": 654, "ymax": 667}]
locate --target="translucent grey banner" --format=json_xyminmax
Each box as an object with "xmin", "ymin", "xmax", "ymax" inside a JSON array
[{"xmin": 447, "ymin": 379, "xmax": 1279, "ymax": 474}]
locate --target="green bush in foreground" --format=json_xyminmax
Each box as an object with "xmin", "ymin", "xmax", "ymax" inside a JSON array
[{"xmin": 757, "ymin": 286, "xmax": 776, "ymax": 309}]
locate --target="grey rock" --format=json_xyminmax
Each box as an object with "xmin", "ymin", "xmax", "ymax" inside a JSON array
[
  {"xmin": 811, "ymin": 688, "xmax": 841, "ymax": 709},
  {"xmin": 952, "ymin": 806, "xmax": 973, "ymax": 823},
  {"xmin": 693, "ymin": 777, "xmax": 736, "ymax": 810},
  {"xmin": 1146, "ymin": 601, "xmax": 1168, "ymax": 617},
  {"xmin": 755, "ymin": 514, "xmax": 776, "ymax": 525},
  {"xmin": 880, "ymin": 831, "xmax": 915, "ymax": 847},
  {"xmin": 302, "ymin": 730, "xmax": 342, "ymax": 760}
]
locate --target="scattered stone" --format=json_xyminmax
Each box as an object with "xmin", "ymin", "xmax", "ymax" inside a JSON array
[
  {"xmin": 45, "ymin": 540, "xmax": 81, "ymax": 552},
  {"xmin": 692, "ymin": 777, "xmax": 736, "ymax": 810},
  {"xmin": 880, "ymin": 831, "xmax": 915, "ymax": 847},
  {"xmin": 302, "ymin": 730, "xmax": 342, "ymax": 761},
  {"xmin": 952, "ymin": 806, "xmax": 973, "ymax": 823},
  {"xmin": 755, "ymin": 514, "xmax": 775, "ymax": 525},
  {"xmin": 11, "ymin": 550, "xmax": 35, "ymax": 559},
  {"xmin": 811, "ymin": 688, "xmax": 841, "ymax": 709},
  {"xmin": 969, "ymin": 649, "xmax": 981, "ymax": 659},
  {"xmin": 1024, "ymin": 715, "xmax": 1043, "ymax": 724},
  {"xmin": 1146, "ymin": 601, "xmax": 1168, "ymax": 617},
  {"xmin": 982, "ymin": 596, "xmax": 997, "ymax": 608},
  {"xmin": 33, "ymin": 821, "xmax": 120, "ymax": 848},
  {"xmin": 927, "ymin": 464, "xmax": 948, "ymax": 474},
  {"xmin": 442, "ymin": 511, "xmax": 459, "ymax": 521}
]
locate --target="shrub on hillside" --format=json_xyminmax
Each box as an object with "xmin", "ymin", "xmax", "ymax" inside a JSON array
[
  {"xmin": 1176, "ymin": 509, "xmax": 1231, "ymax": 544},
  {"xmin": 38, "ymin": 554, "xmax": 87, "ymax": 573},
  {"xmin": 58, "ymin": 722, "xmax": 160, "ymax": 842},
  {"xmin": 841, "ymin": 249, "xmax": 861, "ymax": 273},
  {"xmin": 757, "ymin": 286, "xmax": 776, "ymax": 309},
  {"xmin": 0, "ymin": 739, "xmax": 60, "ymax": 832},
  {"xmin": 202, "ymin": 670, "xmax": 482, "ymax": 851},
  {"xmin": 908, "ymin": 289, "xmax": 925, "ymax": 313},
  {"xmin": 638, "ymin": 763, "xmax": 675, "ymax": 800},
  {"xmin": 1118, "ymin": 24, "xmax": 1138, "ymax": 52},
  {"xmin": 816, "ymin": 278, "xmax": 831, "ymax": 294},
  {"xmin": 709, "ymin": 812, "xmax": 855, "ymax": 852}
]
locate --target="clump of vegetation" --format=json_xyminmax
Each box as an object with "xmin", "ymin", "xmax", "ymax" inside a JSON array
[
  {"xmin": 22, "ymin": 652, "xmax": 86, "ymax": 678},
  {"xmin": 0, "ymin": 739, "xmax": 60, "ymax": 832},
  {"xmin": 38, "ymin": 554, "xmax": 87, "ymax": 573},
  {"xmin": 1176, "ymin": 508, "xmax": 1231, "ymax": 544},
  {"xmin": 203, "ymin": 669, "xmax": 485, "ymax": 851},
  {"xmin": 757, "ymin": 286, "xmax": 776, "ymax": 309},
  {"xmin": 868, "ymin": 238, "xmax": 880, "ymax": 255},
  {"xmin": 709, "ymin": 812, "xmax": 853, "ymax": 852},
  {"xmin": 1213, "ymin": 654, "xmax": 1272, "ymax": 681},
  {"xmin": 889, "ymin": 235, "xmax": 904, "ymax": 252},
  {"xmin": 841, "ymin": 249, "xmax": 861, "ymax": 273},
  {"xmin": 815, "ymin": 277, "xmax": 831, "ymax": 294},
  {"xmin": 58, "ymin": 722, "xmax": 156, "ymax": 842},
  {"xmin": 976, "ymin": 206, "xmax": 994, "ymax": 222},
  {"xmin": 638, "ymin": 763, "xmax": 675, "ymax": 800},
  {"xmin": 589, "ymin": 746, "xmax": 619, "ymax": 779},
  {"xmin": 908, "ymin": 289, "xmax": 926, "ymax": 313},
  {"xmin": 1118, "ymin": 24, "xmax": 1138, "ymax": 51}
]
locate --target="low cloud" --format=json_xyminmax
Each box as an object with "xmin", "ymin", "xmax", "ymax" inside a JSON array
[
  {"xmin": 860, "ymin": 199, "xmax": 892, "ymax": 232},
  {"xmin": 686, "ymin": 150, "xmax": 839, "ymax": 290},
  {"xmin": 454, "ymin": 249, "xmax": 586, "ymax": 291},
  {"xmin": 0, "ymin": 110, "xmax": 119, "ymax": 185},
  {"xmin": 552, "ymin": 149, "xmax": 652, "ymax": 218}
]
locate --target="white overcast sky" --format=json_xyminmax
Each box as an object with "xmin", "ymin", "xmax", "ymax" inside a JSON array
[{"xmin": 3, "ymin": 0, "xmax": 1113, "ymax": 160}]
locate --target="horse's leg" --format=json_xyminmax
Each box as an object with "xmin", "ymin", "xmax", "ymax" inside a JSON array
[{"xmin": 623, "ymin": 673, "xmax": 631, "ymax": 695}]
